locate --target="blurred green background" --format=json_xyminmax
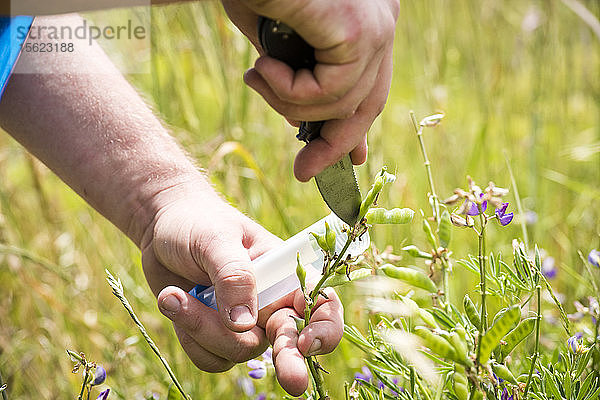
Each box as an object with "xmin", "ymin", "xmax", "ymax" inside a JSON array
[{"xmin": 0, "ymin": 0, "xmax": 598, "ymax": 398}]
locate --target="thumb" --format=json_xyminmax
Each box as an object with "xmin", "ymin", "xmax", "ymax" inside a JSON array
[{"xmin": 200, "ymin": 239, "xmax": 258, "ymax": 333}]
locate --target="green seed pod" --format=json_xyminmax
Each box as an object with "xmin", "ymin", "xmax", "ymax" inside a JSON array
[
  {"xmin": 323, "ymin": 268, "xmax": 371, "ymax": 288},
  {"xmin": 310, "ymin": 232, "xmax": 329, "ymax": 252},
  {"xmin": 414, "ymin": 326, "xmax": 457, "ymax": 360},
  {"xmin": 296, "ymin": 253, "xmax": 306, "ymax": 291},
  {"xmin": 422, "ymin": 218, "xmax": 437, "ymax": 248},
  {"xmin": 402, "ymin": 245, "xmax": 433, "ymax": 259},
  {"xmin": 417, "ymin": 309, "xmax": 438, "ymax": 329},
  {"xmin": 324, "ymin": 222, "xmax": 336, "ymax": 254},
  {"xmin": 448, "ymin": 331, "xmax": 472, "ymax": 367},
  {"xmin": 290, "ymin": 314, "xmax": 305, "ymax": 333},
  {"xmin": 491, "ymin": 362, "xmax": 518, "ymax": 385},
  {"xmin": 358, "ymin": 168, "xmax": 396, "ymax": 220},
  {"xmin": 455, "ymin": 324, "xmax": 467, "ymax": 341},
  {"xmin": 380, "ymin": 264, "xmax": 437, "ymax": 293},
  {"xmin": 453, "ymin": 369, "xmax": 468, "ymax": 386},
  {"xmin": 479, "ymin": 306, "xmax": 521, "ymax": 364},
  {"xmin": 463, "ymin": 294, "xmax": 481, "ymax": 330},
  {"xmin": 453, "ymin": 382, "xmax": 469, "ymax": 400},
  {"xmin": 365, "ymin": 208, "xmax": 415, "ymax": 225},
  {"xmin": 472, "ymin": 390, "xmax": 484, "ymax": 400},
  {"xmin": 438, "ymin": 209, "xmax": 452, "ymax": 248},
  {"xmin": 500, "ymin": 317, "xmax": 536, "ymax": 358}
]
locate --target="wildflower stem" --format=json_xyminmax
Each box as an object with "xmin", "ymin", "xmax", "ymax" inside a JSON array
[
  {"xmin": 410, "ymin": 111, "xmax": 440, "ymax": 221},
  {"xmin": 475, "ymin": 212, "xmax": 488, "ymax": 366},
  {"xmin": 410, "ymin": 111, "xmax": 450, "ymax": 301},
  {"xmin": 77, "ymin": 366, "xmax": 90, "ymax": 400},
  {"xmin": 105, "ymin": 270, "xmax": 191, "ymax": 400},
  {"xmin": 523, "ymin": 285, "xmax": 542, "ymax": 397}
]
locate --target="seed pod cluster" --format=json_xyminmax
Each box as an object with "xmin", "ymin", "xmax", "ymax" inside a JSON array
[{"xmin": 500, "ymin": 317, "xmax": 536, "ymax": 359}]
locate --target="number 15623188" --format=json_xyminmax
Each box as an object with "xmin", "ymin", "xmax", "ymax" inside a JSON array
[{"xmin": 24, "ymin": 42, "xmax": 74, "ymax": 53}]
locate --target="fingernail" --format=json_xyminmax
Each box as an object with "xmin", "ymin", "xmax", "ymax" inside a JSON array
[
  {"xmin": 229, "ymin": 305, "xmax": 254, "ymax": 325},
  {"xmin": 308, "ymin": 338, "xmax": 322, "ymax": 356},
  {"xmin": 160, "ymin": 295, "xmax": 181, "ymax": 314}
]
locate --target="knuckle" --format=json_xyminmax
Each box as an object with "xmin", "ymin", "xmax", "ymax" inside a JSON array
[{"xmin": 215, "ymin": 262, "xmax": 256, "ymax": 289}]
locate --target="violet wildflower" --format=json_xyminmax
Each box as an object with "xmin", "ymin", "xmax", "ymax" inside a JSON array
[
  {"xmin": 541, "ymin": 256, "xmax": 557, "ymax": 279},
  {"xmin": 96, "ymin": 389, "xmax": 110, "ymax": 400},
  {"xmin": 495, "ymin": 202, "xmax": 514, "ymax": 226},
  {"xmin": 466, "ymin": 193, "xmax": 487, "ymax": 216},
  {"xmin": 92, "ymin": 365, "xmax": 106, "ymax": 386},
  {"xmin": 501, "ymin": 387, "xmax": 514, "ymax": 400},
  {"xmin": 255, "ymin": 394, "xmax": 266, "ymax": 400},
  {"xmin": 567, "ymin": 335, "xmax": 583, "ymax": 354},
  {"xmin": 247, "ymin": 359, "xmax": 267, "ymax": 379},
  {"xmin": 238, "ymin": 377, "xmax": 255, "ymax": 397},
  {"xmin": 354, "ymin": 366, "xmax": 373, "ymax": 384},
  {"xmin": 588, "ymin": 249, "xmax": 600, "ymax": 268}
]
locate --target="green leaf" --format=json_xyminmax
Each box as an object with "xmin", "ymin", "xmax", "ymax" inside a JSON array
[{"xmin": 167, "ymin": 385, "xmax": 182, "ymax": 400}]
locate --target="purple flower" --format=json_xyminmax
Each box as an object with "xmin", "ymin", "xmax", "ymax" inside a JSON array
[
  {"xmin": 495, "ymin": 202, "xmax": 514, "ymax": 226},
  {"xmin": 541, "ymin": 256, "xmax": 557, "ymax": 279},
  {"xmin": 588, "ymin": 249, "xmax": 600, "ymax": 268},
  {"xmin": 466, "ymin": 194, "xmax": 487, "ymax": 216},
  {"xmin": 354, "ymin": 366, "xmax": 373, "ymax": 383},
  {"xmin": 92, "ymin": 366, "xmax": 106, "ymax": 386},
  {"xmin": 96, "ymin": 389, "xmax": 110, "ymax": 400},
  {"xmin": 238, "ymin": 377, "xmax": 255, "ymax": 396},
  {"xmin": 255, "ymin": 394, "xmax": 266, "ymax": 400},
  {"xmin": 567, "ymin": 335, "xmax": 583, "ymax": 354},
  {"xmin": 261, "ymin": 348, "xmax": 273, "ymax": 364},
  {"xmin": 501, "ymin": 388, "xmax": 514, "ymax": 400},
  {"xmin": 247, "ymin": 359, "xmax": 266, "ymax": 379}
]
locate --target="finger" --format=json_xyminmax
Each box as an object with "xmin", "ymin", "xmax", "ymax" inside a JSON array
[
  {"xmin": 244, "ymin": 67, "xmax": 366, "ymax": 122},
  {"xmin": 265, "ymin": 307, "xmax": 308, "ymax": 396},
  {"xmin": 158, "ymin": 286, "xmax": 268, "ymax": 363},
  {"xmin": 293, "ymin": 48, "xmax": 393, "ymax": 181},
  {"xmin": 141, "ymin": 247, "xmax": 197, "ymax": 297},
  {"xmin": 349, "ymin": 134, "xmax": 368, "ymax": 165},
  {"xmin": 293, "ymin": 287, "xmax": 344, "ymax": 357},
  {"xmin": 174, "ymin": 329, "xmax": 235, "ymax": 373},
  {"xmin": 196, "ymin": 232, "xmax": 259, "ymax": 332}
]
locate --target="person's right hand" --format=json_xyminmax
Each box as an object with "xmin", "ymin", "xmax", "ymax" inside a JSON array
[{"xmin": 222, "ymin": 0, "xmax": 399, "ymax": 182}]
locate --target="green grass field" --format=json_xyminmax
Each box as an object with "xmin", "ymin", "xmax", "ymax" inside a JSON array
[{"xmin": 0, "ymin": 1, "xmax": 598, "ymax": 398}]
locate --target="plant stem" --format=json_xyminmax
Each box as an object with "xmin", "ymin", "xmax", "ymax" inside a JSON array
[
  {"xmin": 524, "ymin": 285, "xmax": 542, "ymax": 396},
  {"xmin": 105, "ymin": 270, "xmax": 191, "ymax": 400},
  {"xmin": 410, "ymin": 111, "xmax": 440, "ymax": 221},
  {"xmin": 410, "ymin": 111, "xmax": 450, "ymax": 301},
  {"xmin": 475, "ymin": 213, "xmax": 488, "ymax": 365},
  {"xmin": 77, "ymin": 366, "xmax": 90, "ymax": 400},
  {"xmin": 301, "ymin": 225, "xmax": 361, "ymax": 399}
]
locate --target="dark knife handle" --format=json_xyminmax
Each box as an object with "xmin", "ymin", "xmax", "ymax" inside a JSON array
[{"xmin": 257, "ymin": 16, "xmax": 324, "ymax": 143}]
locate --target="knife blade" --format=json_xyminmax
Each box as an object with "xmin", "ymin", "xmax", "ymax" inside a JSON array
[{"xmin": 257, "ymin": 17, "xmax": 362, "ymax": 226}]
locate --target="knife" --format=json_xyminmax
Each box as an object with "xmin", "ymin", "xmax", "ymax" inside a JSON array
[{"xmin": 257, "ymin": 17, "xmax": 362, "ymax": 227}]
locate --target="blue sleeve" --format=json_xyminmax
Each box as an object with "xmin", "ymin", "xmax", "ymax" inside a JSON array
[{"xmin": 0, "ymin": 16, "xmax": 34, "ymax": 99}]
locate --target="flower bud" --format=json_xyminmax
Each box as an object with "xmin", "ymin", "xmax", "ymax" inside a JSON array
[
  {"xmin": 295, "ymin": 253, "xmax": 306, "ymax": 291},
  {"xmin": 92, "ymin": 365, "xmax": 106, "ymax": 386}
]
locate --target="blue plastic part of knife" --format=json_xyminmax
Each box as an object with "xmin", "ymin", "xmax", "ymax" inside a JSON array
[{"xmin": 188, "ymin": 284, "xmax": 217, "ymax": 310}]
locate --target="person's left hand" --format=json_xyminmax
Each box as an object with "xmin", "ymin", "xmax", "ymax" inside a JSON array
[{"xmin": 140, "ymin": 182, "xmax": 343, "ymax": 395}]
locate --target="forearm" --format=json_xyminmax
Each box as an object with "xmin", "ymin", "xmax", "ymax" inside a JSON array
[
  {"xmin": 0, "ymin": 14, "xmax": 217, "ymax": 247},
  {"xmin": 2, "ymin": 0, "xmax": 195, "ymax": 15}
]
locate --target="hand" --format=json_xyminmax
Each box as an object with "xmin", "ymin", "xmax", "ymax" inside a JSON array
[
  {"xmin": 222, "ymin": 0, "xmax": 400, "ymax": 181},
  {"xmin": 140, "ymin": 182, "xmax": 343, "ymax": 395}
]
